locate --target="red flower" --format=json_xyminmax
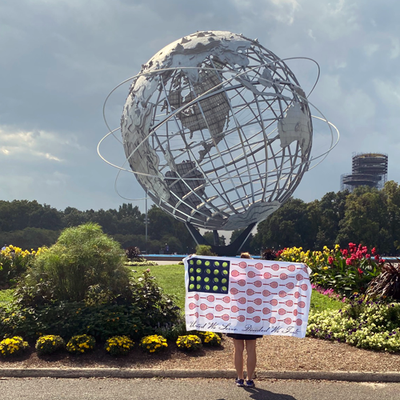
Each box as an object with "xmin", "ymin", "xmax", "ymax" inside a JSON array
[
  {"xmin": 357, "ymin": 268, "xmax": 363, "ymax": 274},
  {"xmin": 371, "ymin": 247, "xmax": 376, "ymax": 255},
  {"xmin": 341, "ymin": 249, "xmax": 348, "ymax": 257},
  {"xmin": 328, "ymin": 256, "xmax": 333, "ymax": 265},
  {"xmin": 346, "ymin": 258, "xmax": 352, "ymax": 266}
]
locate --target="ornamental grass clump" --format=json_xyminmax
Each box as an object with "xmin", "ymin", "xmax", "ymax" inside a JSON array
[
  {"xmin": 176, "ymin": 334, "xmax": 202, "ymax": 352},
  {"xmin": 105, "ymin": 335, "xmax": 134, "ymax": 356},
  {"xmin": 196, "ymin": 331, "xmax": 222, "ymax": 347},
  {"xmin": 0, "ymin": 336, "xmax": 29, "ymax": 357},
  {"xmin": 66, "ymin": 334, "xmax": 96, "ymax": 354},
  {"xmin": 139, "ymin": 334, "xmax": 168, "ymax": 353},
  {"xmin": 35, "ymin": 335, "xmax": 65, "ymax": 355}
]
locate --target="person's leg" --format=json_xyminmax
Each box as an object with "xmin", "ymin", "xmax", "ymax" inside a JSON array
[
  {"xmin": 245, "ymin": 340, "xmax": 257, "ymax": 381},
  {"xmin": 232, "ymin": 339, "xmax": 245, "ymax": 381}
]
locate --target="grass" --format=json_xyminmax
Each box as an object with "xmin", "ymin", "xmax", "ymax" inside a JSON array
[
  {"xmin": 129, "ymin": 264, "xmax": 186, "ymax": 309},
  {"xmin": 0, "ymin": 263, "xmax": 344, "ymax": 312},
  {"xmin": 310, "ymin": 290, "xmax": 343, "ymax": 311}
]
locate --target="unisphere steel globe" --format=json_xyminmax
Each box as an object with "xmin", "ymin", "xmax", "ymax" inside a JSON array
[{"xmin": 121, "ymin": 31, "xmax": 313, "ymax": 230}]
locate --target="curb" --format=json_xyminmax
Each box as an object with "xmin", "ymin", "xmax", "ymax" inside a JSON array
[{"xmin": 1, "ymin": 368, "xmax": 400, "ymax": 382}]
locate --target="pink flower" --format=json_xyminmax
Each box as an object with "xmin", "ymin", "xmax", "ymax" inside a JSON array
[
  {"xmin": 357, "ymin": 268, "xmax": 363, "ymax": 274},
  {"xmin": 341, "ymin": 249, "xmax": 348, "ymax": 257},
  {"xmin": 346, "ymin": 258, "xmax": 352, "ymax": 266},
  {"xmin": 328, "ymin": 256, "xmax": 334, "ymax": 265},
  {"xmin": 361, "ymin": 246, "xmax": 368, "ymax": 254},
  {"xmin": 365, "ymin": 254, "xmax": 371, "ymax": 259}
]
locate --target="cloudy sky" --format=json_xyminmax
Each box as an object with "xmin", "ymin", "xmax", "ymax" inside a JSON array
[{"xmin": 1, "ymin": 0, "xmax": 399, "ymax": 215}]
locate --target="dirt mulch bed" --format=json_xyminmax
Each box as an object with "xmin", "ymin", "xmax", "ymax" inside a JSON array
[{"xmin": 1, "ymin": 336, "xmax": 400, "ymax": 373}]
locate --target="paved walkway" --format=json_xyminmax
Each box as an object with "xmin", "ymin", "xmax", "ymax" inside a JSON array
[{"xmin": 1, "ymin": 367, "xmax": 400, "ymax": 382}]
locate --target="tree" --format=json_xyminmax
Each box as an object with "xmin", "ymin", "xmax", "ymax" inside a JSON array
[
  {"xmin": 63, "ymin": 207, "xmax": 88, "ymax": 227},
  {"xmin": 116, "ymin": 204, "xmax": 144, "ymax": 235},
  {"xmin": 381, "ymin": 181, "xmax": 400, "ymax": 252},
  {"xmin": 203, "ymin": 231, "xmax": 226, "ymax": 246},
  {"xmin": 230, "ymin": 229, "xmax": 255, "ymax": 253},
  {"xmin": 253, "ymin": 198, "xmax": 316, "ymax": 250},
  {"xmin": 337, "ymin": 186, "xmax": 390, "ymax": 253},
  {"xmin": 313, "ymin": 191, "xmax": 349, "ymax": 249}
]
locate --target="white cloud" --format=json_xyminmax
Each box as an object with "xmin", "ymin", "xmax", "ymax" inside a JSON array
[
  {"xmin": 0, "ymin": 127, "xmax": 64, "ymax": 162},
  {"xmin": 1, "ymin": 0, "xmax": 400, "ymax": 215}
]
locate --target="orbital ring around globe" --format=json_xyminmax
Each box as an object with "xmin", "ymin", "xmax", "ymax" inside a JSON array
[
  {"xmin": 98, "ymin": 31, "xmax": 339, "ymax": 232},
  {"xmin": 99, "ymin": 64, "xmax": 338, "ymax": 174}
]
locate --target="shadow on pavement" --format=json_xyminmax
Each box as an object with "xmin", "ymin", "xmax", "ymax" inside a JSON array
[{"xmin": 215, "ymin": 386, "xmax": 297, "ymax": 400}]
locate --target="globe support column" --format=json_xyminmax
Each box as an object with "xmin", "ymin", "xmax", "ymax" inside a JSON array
[{"xmin": 185, "ymin": 222, "xmax": 256, "ymax": 257}]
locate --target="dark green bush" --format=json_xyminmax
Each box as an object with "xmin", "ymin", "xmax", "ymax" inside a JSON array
[
  {"xmin": 0, "ymin": 270, "xmax": 181, "ymax": 341},
  {"xmin": 195, "ymin": 244, "xmax": 216, "ymax": 256}
]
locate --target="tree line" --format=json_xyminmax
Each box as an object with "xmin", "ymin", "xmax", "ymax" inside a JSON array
[
  {"xmin": 250, "ymin": 181, "xmax": 400, "ymax": 255},
  {"xmin": 2, "ymin": 180, "xmax": 400, "ymax": 255},
  {"xmin": 0, "ymin": 201, "xmax": 195, "ymax": 254}
]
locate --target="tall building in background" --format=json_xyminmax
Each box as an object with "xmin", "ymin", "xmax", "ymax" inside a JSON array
[{"xmin": 341, "ymin": 153, "xmax": 388, "ymax": 192}]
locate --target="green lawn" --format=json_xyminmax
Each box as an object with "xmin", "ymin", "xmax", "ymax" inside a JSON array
[
  {"xmin": 129, "ymin": 264, "xmax": 186, "ymax": 309},
  {"xmin": 310, "ymin": 290, "xmax": 343, "ymax": 311},
  {"xmin": 0, "ymin": 264, "xmax": 344, "ymax": 312}
]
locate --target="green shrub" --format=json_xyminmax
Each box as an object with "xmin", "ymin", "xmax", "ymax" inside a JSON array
[
  {"xmin": 66, "ymin": 334, "xmax": 96, "ymax": 354},
  {"xmin": 0, "ymin": 302, "xmax": 146, "ymax": 341},
  {"xmin": 105, "ymin": 335, "xmax": 134, "ymax": 356},
  {"xmin": 128, "ymin": 269, "xmax": 181, "ymax": 330},
  {"xmin": 14, "ymin": 223, "xmax": 131, "ymax": 305},
  {"xmin": 154, "ymin": 317, "xmax": 187, "ymax": 341},
  {"xmin": 0, "ymin": 336, "xmax": 29, "ymax": 357},
  {"xmin": 35, "ymin": 335, "xmax": 65, "ymax": 355},
  {"xmin": 139, "ymin": 334, "xmax": 168, "ymax": 353},
  {"xmin": 195, "ymin": 245, "xmax": 216, "ymax": 256},
  {"xmin": 176, "ymin": 334, "xmax": 202, "ymax": 352},
  {"xmin": 1, "ymin": 275, "xmax": 180, "ymax": 341}
]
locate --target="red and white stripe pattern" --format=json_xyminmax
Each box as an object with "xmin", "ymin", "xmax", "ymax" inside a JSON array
[{"xmin": 184, "ymin": 256, "xmax": 312, "ymax": 338}]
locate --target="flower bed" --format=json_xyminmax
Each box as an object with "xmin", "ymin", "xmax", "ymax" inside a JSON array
[{"xmin": 278, "ymin": 243, "xmax": 384, "ymax": 295}]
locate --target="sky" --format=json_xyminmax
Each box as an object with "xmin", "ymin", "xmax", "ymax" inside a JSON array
[{"xmin": 1, "ymin": 0, "xmax": 400, "ymax": 217}]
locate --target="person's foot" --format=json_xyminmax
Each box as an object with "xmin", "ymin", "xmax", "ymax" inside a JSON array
[
  {"xmin": 235, "ymin": 378, "xmax": 244, "ymax": 387},
  {"xmin": 245, "ymin": 379, "xmax": 255, "ymax": 388}
]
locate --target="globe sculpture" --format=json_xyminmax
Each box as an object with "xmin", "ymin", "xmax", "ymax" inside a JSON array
[{"xmin": 105, "ymin": 31, "xmax": 338, "ymax": 255}]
